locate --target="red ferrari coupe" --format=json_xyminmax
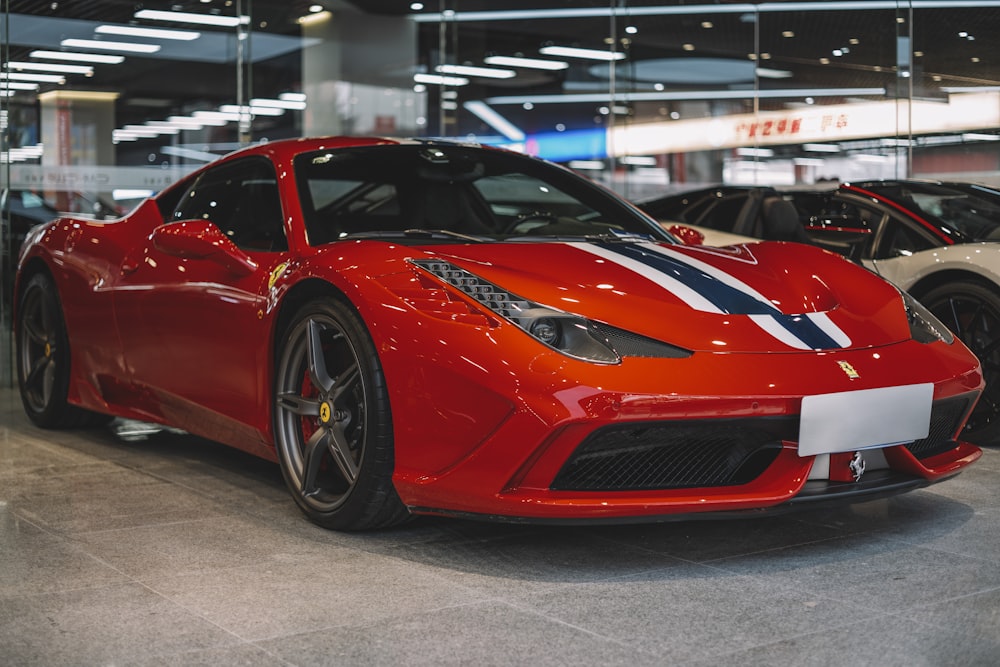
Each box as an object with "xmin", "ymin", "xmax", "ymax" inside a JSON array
[{"xmin": 14, "ymin": 137, "xmax": 984, "ymax": 530}]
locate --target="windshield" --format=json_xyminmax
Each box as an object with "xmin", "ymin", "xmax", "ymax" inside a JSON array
[
  {"xmin": 293, "ymin": 144, "xmax": 672, "ymax": 245},
  {"xmin": 861, "ymin": 181, "xmax": 1000, "ymax": 242}
]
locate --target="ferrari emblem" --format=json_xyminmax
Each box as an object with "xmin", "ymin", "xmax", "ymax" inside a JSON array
[
  {"xmin": 837, "ymin": 360, "xmax": 859, "ymax": 380},
  {"xmin": 319, "ymin": 401, "xmax": 332, "ymax": 424},
  {"xmin": 268, "ymin": 262, "xmax": 289, "ymax": 290},
  {"xmin": 849, "ymin": 452, "xmax": 866, "ymax": 481}
]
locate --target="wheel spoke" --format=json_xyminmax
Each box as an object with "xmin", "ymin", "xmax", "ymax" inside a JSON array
[
  {"xmin": 276, "ymin": 392, "xmax": 321, "ymax": 417},
  {"xmin": 306, "ymin": 319, "xmax": 335, "ymax": 394},
  {"xmin": 330, "ymin": 362, "xmax": 360, "ymax": 403},
  {"xmin": 24, "ymin": 355, "xmax": 50, "ymax": 393},
  {"xmin": 300, "ymin": 426, "xmax": 329, "ymax": 497},
  {"xmin": 22, "ymin": 314, "xmax": 47, "ymax": 347},
  {"xmin": 327, "ymin": 425, "xmax": 360, "ymax": 483}
]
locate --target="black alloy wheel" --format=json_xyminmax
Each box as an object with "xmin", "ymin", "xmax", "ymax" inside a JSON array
[
  {"xmin": 923, "ymin": 281, "xmax": 1000, "ymax": 446},
  {"xmin": 273, "ymin": 299, "xmax": 407, "ymax": 530},
  {"xmin": 16, "ymin": 272, "xmax": 109, "ymax": 429}
]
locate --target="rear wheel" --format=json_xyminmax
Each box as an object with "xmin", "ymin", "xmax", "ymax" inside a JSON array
[
  {"xmin": 923, "ymin": 281, "xmax": 1000, "ymax": 446},
  {"xmin": 16, "ymin": 272, "xmax": 110, "ymax": 429},
  {"xmin": 273, "ymin": 299, "xmax": 408, "ymax": 530}
]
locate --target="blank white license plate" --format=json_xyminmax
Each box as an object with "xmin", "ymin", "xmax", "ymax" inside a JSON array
[{"xmin": 798, "ymin": 383, "xmax": 933, "ymax": 457}]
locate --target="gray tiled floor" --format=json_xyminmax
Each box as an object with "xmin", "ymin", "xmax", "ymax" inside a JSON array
[{"xmin": 2, "ymin": 386, "xmax": 998, "ymax": 667}]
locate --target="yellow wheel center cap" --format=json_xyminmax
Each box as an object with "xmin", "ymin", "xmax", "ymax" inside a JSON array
[
  {"xmin": 44, "ymin": 343, "xmax": 52, "ymax": 358},
  {"xmin": 319, "ymin": 401, "xmax": 332, "ymax": 424}
]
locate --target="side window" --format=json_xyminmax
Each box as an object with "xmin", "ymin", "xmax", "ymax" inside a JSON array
[
  {"xmin": 875, "ymin": 216, "xmax": 935, "ymax": 259},
  {"xmin": 698, "ymin": 196, "xmax": 749, "ymax": 232},
  {"xmin": 173, "ymin": 158, "xmax": 287, "ymax": 252}
]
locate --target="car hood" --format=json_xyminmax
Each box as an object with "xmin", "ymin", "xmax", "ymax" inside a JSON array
[{"xmin": 417, "ymin": 240, "xmax": 912, "ymax": 353}]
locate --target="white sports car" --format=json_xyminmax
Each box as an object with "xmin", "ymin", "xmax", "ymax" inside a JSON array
[{"xmin": 642, "ymin": 181, "xmax": 1000, "ymax": 446}]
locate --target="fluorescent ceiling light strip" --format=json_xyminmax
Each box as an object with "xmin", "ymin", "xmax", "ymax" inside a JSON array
[
  {"xmin": 279, "ymin": 92, "xmax": 307, "ymax": 102},
  {"xmin": 486, "ymin": 87, "xmax": 886, "ymax": 105},
  {"xmin": 7, "ymin": 61, "xmax": 93, "ymax": 74},
  {"xmin": 171, "ymin": 114, "xmax": 229, "ymax": 126},
  {"xmin": 30, "ymin": 50, "xmax": 125, "ymax": 64},
  {"xmin": 134, "ymin": 9, "xmax": 250, "ymax": 27},
  {"xmin": 219, "ymin": 104, "xmax": 286, "ymax": 116},
  {"xmin": 1, "ymin": 81, "xmax": 40, "ymax": 90},
  {"xmin": 193, "ymin": 110, "xmax": 242, "ymax": 121},
  {"xmin": 60, "ymin": 39, "xmax": 160, "ymax": 54},
  {"xmin": 539, "ymin": 46, "xmax": 625, "ymax": 61},
  {"xmin": 124, "ymin": 124, "xmax": 179, "ymax": 135},
  {"xmin": 413, "ymin": 73, "xmax": 469, "ymax": 86},
  {"xmin": 96, "ymin": 25, "xmax": 201, "ymax": 40},
  {"xmin": 1, "ymin": 72, "xmax": 67, "ymax": 83},
  {"xmin": 250, "ymin": 97, "xmax": 308, "ymax": 110},
  {"xmin": 436, "ymin": 64, "xmax": 516, "ymax": 79},
  {"xmin": 803, "ymin": 143, "xmax": 841, "ymax": 152},
  {"xmin": 411, "ymin": 1, "xmax": 1000, "ymax": 22},
  {"xmin": 484, "ymin": 55, "xmax": 568, "ymax": 71},
  {"xmin": 463, "ymin": 101, "xmax": 525, "ymax": 141}
]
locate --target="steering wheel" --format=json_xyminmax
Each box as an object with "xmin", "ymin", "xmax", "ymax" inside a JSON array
[{"xmin": 503, "ymin": 210, "xmax": 559, "ymax": 234}]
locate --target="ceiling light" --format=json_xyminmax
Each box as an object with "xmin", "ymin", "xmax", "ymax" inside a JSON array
[
  {"xmin": 298, "ymin": 11, "xmax": 331, "ymax": 25},
  {"xmin": 625, "ymin": 26, "xmax": 638, "ymax": 34},
  {"xmin": 756, "ymin": 67, "xmax": 794, "ymax": 79},
  {"xmin": 411, "ymin": 3, "xmax": 425, "ymax": 10},
  {"xmin": 0, "ymin": 81, "xmax": 40, "ymax": 91},
  {"xmin": 701, "ymin": 21, "xmax": 714, "ymax": 28},
  {"xmin": 250, "ymin": 97, "xmax": 307, "ymax": 110},
  {"xmin": 30, "ymin": 50, "xmax": 125, "ymax": 64},
  {"xmin": 436, "ymin": 64, "xmax": 516, "ymax": 79},
  {"xmin": 60, "ymin": 39, "xmax": 161, "ymax": 54},
  {"xmin": 169, "ymin": 115, "xmax": 228, "ymax": 127},
  {"xmin": 782, "ymin": 30, "xmax": 795, "ymax": 37},
  {"xmin": 682, "ymin": 44, "xmax": 695, "ymax": 51},
  {"xmin": 193, "ymin": 110, "xmax": 242, "ymax": 122},
  {"xmin": 803, "ymin": 143, "xmax": 841, "ymax": 152},
  {"xmin": 309, "ymin": 4, "xmax": 324, "ymax": 12},
  {"xmin": 463, "ymin": 100, "xmax": 525, "ymax": 141},
  {"xmin": 413, "ymin": 73, "xmax": 470, "ymax": 86},
  {"xmin": 7, "ymin": 61, "xmax": 94, "ymax": 75},
  {"xmin": 96, "ymin": 25, "xmax": 201, "ymax": 41},
  {"xmin": 483, "ymin": 55, "xmax": 568, "ymax": 71},
  {"xmin": 279, "ymin": 92, "xmax": 307, "ymax": 102},
  {"xmin": 539, "ymin": 45, "xmax": 626, "ymax": 61},
  {"xmin": 134, "ymin": 9, "xmax": 249, "ymax": 27},
  {"xmin": 219, "ymin": 104, "xmax": 286, "ymax": 116},
  {"xmin": 1, "ymin": 72, "xmax": 67, "ymax": 83}
]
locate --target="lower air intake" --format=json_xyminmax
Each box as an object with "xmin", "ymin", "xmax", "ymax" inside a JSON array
[
  {"xmin": 905, "ymin": 396, "xmax": 972, "ymax": 460},
  {"xmin": 551, "ymin": 418, "xmax": 795, "ymax": 491}
]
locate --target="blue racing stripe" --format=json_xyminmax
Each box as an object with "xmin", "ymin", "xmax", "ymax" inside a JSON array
[{"xmin": 600, "ymin": 243, "xmax": 843, "ymax": 350}]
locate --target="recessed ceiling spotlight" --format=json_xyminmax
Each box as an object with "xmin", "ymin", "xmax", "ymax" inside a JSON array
[
  {"xmin": 309, "ymin": 4, "xmax": 323, "ymax": 12},
  {"xmin": 849, "ymin": 38, "xmax": 860, "ymax": 45},
  {"xmin": 682, "ymin": 43, "xmax": 695, "ymax": 51},
  {"xmin": 625, "ymin": 26, "xmax": 638, "ymax": 35},
  {"xmin": 782, "ymin": 31, "xmax": 794, "ymax": 38},
  {"xmin": 410, "ymin": 2, "xmax": 424, "ymax": 9},
  {"xmin": 701, "ymin": 21, "xmax": 713, "ymax": 29},
  {"xmin": 820, "ymin": 57, "xmax": 831, "ymax": 64}
]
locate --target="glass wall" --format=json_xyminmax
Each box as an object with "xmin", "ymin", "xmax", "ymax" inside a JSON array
[{"xmin": 3, "ymin": 1, "xmax": 1000, "ymax": 385}]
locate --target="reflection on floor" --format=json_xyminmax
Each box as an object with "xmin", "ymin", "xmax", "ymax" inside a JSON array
[{"xmin": 2, "ymin": 386, "xmax": 999, "ymax": 667}]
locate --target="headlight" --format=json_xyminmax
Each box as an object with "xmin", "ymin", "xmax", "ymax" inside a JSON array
[
  {"xmin": 902, "ymin": 291, "xmax": 954, "ymax": 344},
  {"xmin": 410, "ymin": 259, "xmax": 690, "ymax": 364}
]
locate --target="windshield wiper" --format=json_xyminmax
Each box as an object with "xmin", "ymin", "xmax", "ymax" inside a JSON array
[{"xmin": 342, "ymin": 228, "xmax": 493, "ymax": 242}]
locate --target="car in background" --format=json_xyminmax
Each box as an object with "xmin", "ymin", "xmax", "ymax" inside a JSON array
[
  {"xmin": 639, "ymin": 180, "xmax": 1000, "ymax": 446},
  {"xmin": 11, "ymin": 136, "xmax": 985, "ymax": 530},
  {"xmin": 2, "ymin": 189, "xmax": 61, "ymax": 309}
]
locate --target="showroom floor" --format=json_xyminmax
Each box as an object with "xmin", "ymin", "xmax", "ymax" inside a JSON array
[{"xmin": 1, "ymin": 386, "xmax": 999, "ymax": 667}]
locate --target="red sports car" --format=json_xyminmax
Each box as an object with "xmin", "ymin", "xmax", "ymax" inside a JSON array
[{"xmin": 14, "ymin": 137, "xmax": 984, "ymax": 530}]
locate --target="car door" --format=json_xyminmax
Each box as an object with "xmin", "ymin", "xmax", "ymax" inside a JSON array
[{"xmin": 112, "ymin": 156, "xmax": 290, "ymax": 445}]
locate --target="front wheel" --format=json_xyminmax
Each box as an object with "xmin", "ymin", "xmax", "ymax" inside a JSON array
[
  {"xmin": 273, "ymin": 298, "xmax": 408, "ymax": 530},
  {"xmin": 923, "ymin": 281, "xmax": 1000, "ymax": 446},
  {"xmin": 16, "ymin": 272, "xmax": 110, "ymax": 429}
]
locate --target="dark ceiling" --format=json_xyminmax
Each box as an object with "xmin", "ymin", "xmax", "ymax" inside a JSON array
[{"xmin": 4, "ymin": 1, "xmax": 1000, "ymax": 156}]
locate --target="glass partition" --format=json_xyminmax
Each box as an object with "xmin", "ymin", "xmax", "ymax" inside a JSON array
[{"xmin": 3, "ymin": 1, "xmax": 1000, "ymax": 387}]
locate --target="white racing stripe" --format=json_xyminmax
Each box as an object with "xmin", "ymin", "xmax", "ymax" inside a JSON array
[{"xmin": 569, "ymin": 242, "xmax": 724, "ymax": 314}]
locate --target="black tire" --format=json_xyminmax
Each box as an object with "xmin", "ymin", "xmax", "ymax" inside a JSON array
[
  {"xmin": 273, "ymin": 298, "xmax": 408, "ymax": 530},
  {"xmin": 922, "ymin": 281, "xmax": 1000, "ymax": 446},
  {"xmin": 15, "ymin": 272, "xmax": 111, "ymax": 429}
]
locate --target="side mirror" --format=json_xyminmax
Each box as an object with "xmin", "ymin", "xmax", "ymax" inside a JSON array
[
  {"xmin": 666, "ymin": 223, "xmax": 705, "ymax": 246},
  {"xmin": 151, "ymin": 219, "xmax": 258, "ymax": 276}
]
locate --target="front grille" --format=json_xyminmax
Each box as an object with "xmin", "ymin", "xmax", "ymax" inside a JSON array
[
  {"xmin": 905, "ymin": 396, "xmax": 972, "ymax": 460},
  {"xmin": 550, "ymin": 418, "xmax": 796, "ymax": 491}
]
